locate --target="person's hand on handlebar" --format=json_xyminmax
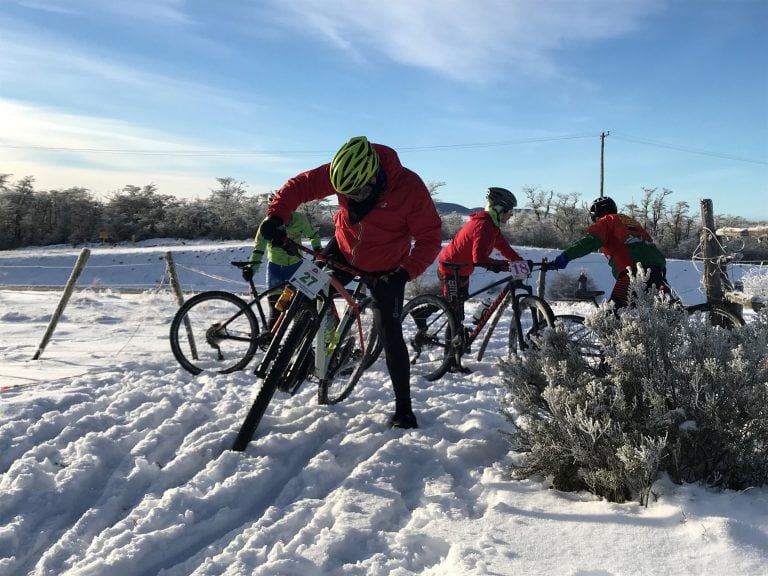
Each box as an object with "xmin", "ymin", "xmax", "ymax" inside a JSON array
[
  {"xmin": 550, "ymin": 253, "xmax": 570, "ymax": 270},
  {"xmin": 258, "ymin": 215, "xmax": 298, "ymax": 255},
  {"xmin": 485, "ymin": 260, "xmax": 509, "ymax": 273}
]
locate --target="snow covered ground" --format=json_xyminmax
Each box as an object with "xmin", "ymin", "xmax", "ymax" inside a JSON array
[{"xmin": 1, "ymin": 240, "xmax": 766, "ymax": 575}]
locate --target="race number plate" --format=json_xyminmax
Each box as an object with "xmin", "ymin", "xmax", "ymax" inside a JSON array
[
  {"xmin": 290, "ymin": 260, "xmax": 331, "ymax": 299},
  {"xmin": 510, "ymin": 260, "xmax": 530, "ymax": 279}
]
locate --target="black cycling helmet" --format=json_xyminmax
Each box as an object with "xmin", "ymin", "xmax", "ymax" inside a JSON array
[
  {"xmin": 486, "ymin": 187, "xmax": 517, "ymax": 212},
  {"xmin": 589, "ymin": 196, "xmax": 617, "ymax": 222}
]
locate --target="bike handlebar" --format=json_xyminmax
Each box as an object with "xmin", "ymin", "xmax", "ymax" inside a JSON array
[{"xmin": 285, "ymin": 241, "xmax": 380, "ymax": 285}]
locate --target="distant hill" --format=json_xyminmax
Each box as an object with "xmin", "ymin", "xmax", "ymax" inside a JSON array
[{"xmin": 434, "ymin": 201, "xmax": 482, "ymax": 216}]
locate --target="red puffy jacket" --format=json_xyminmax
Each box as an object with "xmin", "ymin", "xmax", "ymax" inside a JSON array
[
  {"xmin": 268, "ymin": 144, "xmax": 442, "ymax": 279},
  {"xmin": 438, "ymin": 210, "xmax": 522, "ymax": 277}
]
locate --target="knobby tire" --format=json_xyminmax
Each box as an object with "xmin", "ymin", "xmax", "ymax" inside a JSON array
[{"xmin": 231, "ymin": 301, "xmax": 316, "ymax": 451}]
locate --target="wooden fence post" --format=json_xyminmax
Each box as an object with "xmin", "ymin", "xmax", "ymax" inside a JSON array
[
  {"xmin": 537, "ymin": 257, "xmax": 548, "ymax": 299},
  {"xmin": 700, "ymin": 199, "xmax": 744, "ymax": 319},
  {"xmin": 33, "ymin": 248, "xmax": 91, "ymax": 360},
  {"xmin": 164, "ymin": 251, "xmax": 198, "ymax": 360},
  {"xmin": 700, "ymin": 199, "xmax": 724, "ymax": 304}
]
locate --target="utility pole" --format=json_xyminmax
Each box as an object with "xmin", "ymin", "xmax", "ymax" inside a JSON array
[{"xmin": 599, "ymin": 131, "xmax": 609, "ymax": 198}]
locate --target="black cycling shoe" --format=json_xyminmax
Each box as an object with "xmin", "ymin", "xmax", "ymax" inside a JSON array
[
  {"xmin": 446, "ymin": 361, "xmax": 472, "ymax": 374},
  {"xmin": 390, "ymin": 410, "xmax": 418, "ymax": 429}
]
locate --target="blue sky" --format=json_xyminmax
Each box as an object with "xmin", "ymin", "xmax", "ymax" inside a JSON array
[{"xmin": 1, "ymin": 0, "xmax": 766, "ymax": 219}]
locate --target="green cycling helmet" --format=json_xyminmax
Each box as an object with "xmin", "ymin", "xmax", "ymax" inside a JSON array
[{"xmin": 330, "ymin": 136, "xmax": 380, "ymax": 194}]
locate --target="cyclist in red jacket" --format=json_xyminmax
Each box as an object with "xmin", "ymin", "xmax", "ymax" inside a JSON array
[
  {"xmin": 550, "ymin": 196, "xmax": 670, "ymax": 307},
  {"xmin": 258, "ymin": 136, "xmax": 442, "ymax": 429},
  {"xmin": 438, "ymin": 187, "xmax": 529, "ymax": 322}
]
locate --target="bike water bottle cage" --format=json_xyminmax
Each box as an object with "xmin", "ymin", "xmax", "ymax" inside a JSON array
[{"xmin": 275, "ymin": 286, "xmax": 295, "ymax": 312}]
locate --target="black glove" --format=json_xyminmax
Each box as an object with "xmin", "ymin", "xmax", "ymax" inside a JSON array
[
  {"xmin": 377, "ymin": 267, "xmax": 409, "ymax": 288},
  {"xmin": 485, "ymin": 261, "xmax": 509, "ymax": 273},
  {"xmin": 258, "ymin": 215, "xmax": 286, "ymax": 244}
]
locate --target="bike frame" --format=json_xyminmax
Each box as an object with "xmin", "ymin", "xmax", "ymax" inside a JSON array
[
  {"xmin": 313, "ymin": 274, "xmax": 368, "ymax": 388},
  {"xmin": 252, "ymin": 244, "xmax": 372, "ymax": 386},
  {"xmin": 442, "ymin": 261, "xmax": 539, "ymax": 355}
]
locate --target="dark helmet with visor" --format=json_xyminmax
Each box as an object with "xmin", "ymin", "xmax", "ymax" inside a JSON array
[{"xmin": 589, "ymin": 196, "xmax": 617, "ymax": 222}]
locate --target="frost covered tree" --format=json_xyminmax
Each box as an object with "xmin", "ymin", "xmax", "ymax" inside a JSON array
[{"xmin": 500, "ymin": 274, "xmax": 768, "ymax": 504}]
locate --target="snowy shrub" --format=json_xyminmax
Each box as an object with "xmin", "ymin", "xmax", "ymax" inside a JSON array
[
  {"xmin": 741, "ymin": 266, "xmax": 768, "ymax": 299},
  {"xmin": 500, "ymin": 274, "xmax": 768, "ymax": 505}
]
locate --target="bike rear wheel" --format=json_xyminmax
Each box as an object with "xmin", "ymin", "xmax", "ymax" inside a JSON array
[
  {"xmin": 231, "ymin": 300, "xmax": 317, "ymax": 451},
  {"xmin": 400, "ymin": 294, "xmax": 459, "ymax": 382},
  {"xmin": 508, "ymin": 295, "xmax": 556, "ymax": 355},
  {"xmin": 684, "ymin": 302, "xmax": 744, "ymax": 329},
  {"xmin": 170, "ymin": 291, "xmax": 263, "ymax": 375},
  {"xmin": 322, "ymin": 298, "xmax": 381, "ymax": 405}
]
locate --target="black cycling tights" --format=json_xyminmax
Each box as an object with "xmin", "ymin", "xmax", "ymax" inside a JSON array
[
  {"xmin": 370, "ymin": 278, "xmax": 411, "ymax": 412},
  {"xmin": 322, "ymin": 238, "xmax": 412, "ymax": 411}
]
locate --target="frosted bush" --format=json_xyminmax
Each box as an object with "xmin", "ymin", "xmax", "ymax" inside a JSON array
[
  {"xmin": 741, "ymin": 266, "xmax": 768, "ymax": 299},
  {"xmin": 500, "ymin": 273, "xmax": 768, "ymax": 504}
]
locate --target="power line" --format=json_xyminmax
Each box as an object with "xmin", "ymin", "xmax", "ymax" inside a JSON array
[
  {"xmin": 611, "ymin": 132, "xmax": 768, "ymax": 166},
  {"xmin": 0, "ymin": 132, "xmax": 765, "ymax": 165},
  {"xmin": 397, "ymin": 133, "xmax": 595, "ymax": 151},
  {"xmin": 0, "ymin": 133, "xmax": 596, "ymax": 156},
  {"xmin": 0, "ymin": 144, "xmax": 326, "ymax": 157}
]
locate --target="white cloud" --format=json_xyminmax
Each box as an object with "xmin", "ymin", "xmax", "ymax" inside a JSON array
[
  {"xmin": 263, "ymin": 0, "xmax": 665, "ymax": 81},
  {"xmin": 14, "ymin": 0, "xmax": 192, "ymax": 25},
  {"xmin": 0, "ymin": 100, "xmax": 283, "ymax": 198}
]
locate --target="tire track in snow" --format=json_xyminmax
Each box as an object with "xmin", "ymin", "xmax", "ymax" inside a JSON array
[
  {"xmin": 1, "ymin": 366, "xmax": 240, "ymax": 575},
  {"xmin": 161, "ymin": 372, "xmax": 510, "ymax": 574}
]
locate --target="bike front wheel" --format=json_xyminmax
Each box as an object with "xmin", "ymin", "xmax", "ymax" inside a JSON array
[
  {"xmin": 400, "ymin": 294, "xmax": 459, "ymax": 382},
  {"xmin": 231, "ymin": 299, "xmax": 317, "ymax": 451},
  {"xmin": 508, "ymin": 295, "xmax": 556, "ymax": 355},
  {"xmin": 170, "ymin": 291, "xmax": 263, "ymax": 375},
  {"xmin": 322, "ymin": 298, "xmax": 381, "ymax": 405}
]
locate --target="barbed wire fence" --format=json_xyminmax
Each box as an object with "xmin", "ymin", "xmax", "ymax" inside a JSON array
[{"xmin": 0, "ymin": 249, "xmax": 275, "ymax": 389}]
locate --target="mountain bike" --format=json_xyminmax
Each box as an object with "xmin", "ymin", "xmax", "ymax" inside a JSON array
[
  {"xmin": 169, "ymin": 262, "xmax": 278, "ymax": 375},
  {"xmin": 231, "ymin": 243, "xmax": 383, "ymax": 451},
  {"xmin": 558, "ymin": 264, "xmax": 745, "ymax": 329},
  {"xmin": 400, "ymin": 260, "xmax": 558, "ymax": 381},
  {"xmin": 546, "ymin": 262, "xmax": 746, "ymax": 375}
]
